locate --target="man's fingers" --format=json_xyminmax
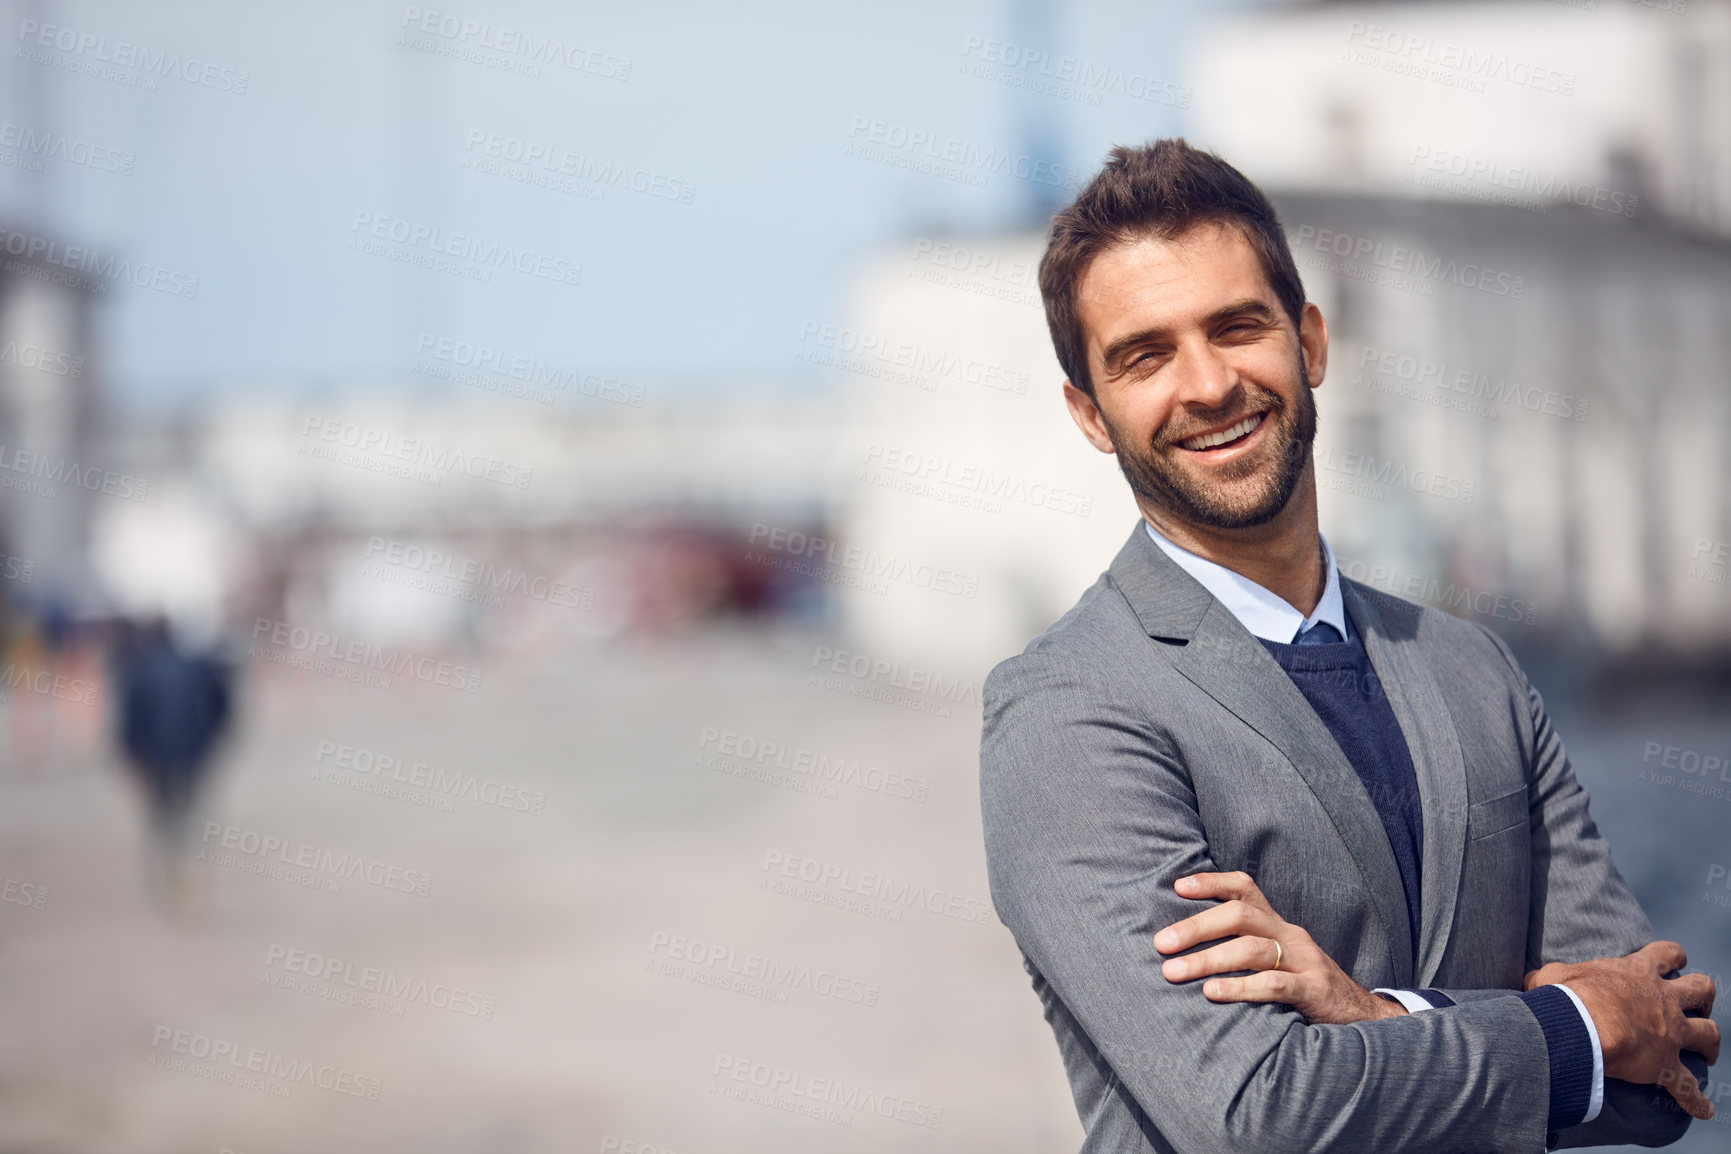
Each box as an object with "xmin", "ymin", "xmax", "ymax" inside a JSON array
[
  {"xmin": 1161, "ymin": 936, "xmax": 1282, "ymax": 983},
  {"xmin": 1200, "ymin": 970, "xmax": 1299, "ymax": 1006},
  {"xmin": 1673, "ymin": 972, "xmax": 1718, "ymax": 1019},
  {"xmin": 1681, "ymin": 1016, "xmax": 1722, "ymax": 1066},
  {"xmin": 1175, "ymin": 871, "xmax": 1277, "ymax": 916},
  {"xmin": 1154, "ymin": 900, "xmax": 1280, "ymax": 954},
  {"xmin": 1635, "ymin": 939, "xmax": 1688, "ymax": 976},
  {"xmin": 1658, "ymin": 1058, "xmax": 1715, "ymax": 1121}
]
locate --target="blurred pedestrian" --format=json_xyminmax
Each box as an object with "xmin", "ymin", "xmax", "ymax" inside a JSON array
[{"xmin": 112, "ymin": 616, "xmax": 233, "ymax": 912}]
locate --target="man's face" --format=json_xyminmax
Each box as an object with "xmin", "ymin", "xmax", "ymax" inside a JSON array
[{"xmin": 1066, "ymin": 223, "xmax": 1324, "ymax": 531}]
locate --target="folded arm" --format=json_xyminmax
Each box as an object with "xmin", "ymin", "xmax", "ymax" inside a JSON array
[
  {"xmin": 1478, "ymin": 625, "xmax": 1711, "ymax": 1146},
  {"xmin": 1160, "ymin": 628, "xmax": 1712, "ymax": 1148},
  {"xmin": 982, "ymin": 651, "xmax": 1559, "ymax": 1154}
]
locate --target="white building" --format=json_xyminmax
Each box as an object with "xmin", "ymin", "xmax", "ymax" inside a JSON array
[{"xmin": 827, "ymin": 1, "xmax": 1731, "ymax": 671}]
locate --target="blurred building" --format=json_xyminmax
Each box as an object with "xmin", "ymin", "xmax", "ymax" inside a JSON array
[
  {"xmin": 830, "ymin": 0, "xmax": 1731, "ymax": 672},
  {"xmin": 0, "ymin": 237, "xmax": 103, "ymax": 606},
  {"xmin": 1193, "ymin": 0, "xmax": 1731, "ymax": 238},
  {"xmin": 127, "ymin": 389, "xmax": 853, "ymax": 649}
]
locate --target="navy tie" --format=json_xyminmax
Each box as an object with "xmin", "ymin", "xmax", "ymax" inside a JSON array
[{"xmin": 1294, "ymin": 620, "xmax": 1343, "ymax": 645}]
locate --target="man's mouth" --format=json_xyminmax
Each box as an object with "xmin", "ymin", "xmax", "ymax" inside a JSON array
[{"xmin": 1176, "ymin": 411, "xmax": 1266, "ymax": 453}]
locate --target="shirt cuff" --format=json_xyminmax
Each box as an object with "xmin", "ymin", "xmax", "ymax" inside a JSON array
[
  {"xmin": 1554, "ymin": 983, "xmax": 1605, "ymax": 1124},
  {"xmin": 1371, "ymin": 987, "xmax": 1437, "ymax": 1014},
  {"xmin": 1517, "ymin": 984, "xmax": 1597, "ymax": 1130}
]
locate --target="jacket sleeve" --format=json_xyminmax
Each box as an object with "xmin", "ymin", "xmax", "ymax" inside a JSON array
[
  {"xmin": 1425, "ymin": 626, "xmax": 1707, "ymax": 1149},
  {"xmin": 981, "ymin": 648, "xmax": 1559, "ymax": 1154}
]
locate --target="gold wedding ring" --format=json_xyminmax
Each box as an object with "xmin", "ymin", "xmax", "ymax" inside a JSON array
[{"xmin": 1272, "ymin": 941, "xmax": 1284, "ymax": 971}]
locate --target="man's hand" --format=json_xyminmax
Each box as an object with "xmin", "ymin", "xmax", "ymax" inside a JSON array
[
  {"xmin": 1154, "ymin": 871, "xmax": 1406, "ymax": 1024},
  {"xmin": 1525, "ymin": 941, "xmax": 1720, "ymax": 1120}
]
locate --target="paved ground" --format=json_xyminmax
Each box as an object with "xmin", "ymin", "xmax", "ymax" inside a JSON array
[
  {"xmin": 0, "ymin": 623, "xmax": 1081, "ymax": 1154},
  {"xmin": 4, "ymin": 626, "xmax": 1727, "ymax": 1153}
]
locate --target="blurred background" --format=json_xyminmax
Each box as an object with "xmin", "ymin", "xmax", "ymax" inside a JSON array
[{"xmin": 1, "ymin": 0, "xmax": 1728, "ymax": 1150}]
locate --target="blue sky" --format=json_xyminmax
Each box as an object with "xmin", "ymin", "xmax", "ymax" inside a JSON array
[{"xmin": 0, "ymin": 0, "xmax": 1259, "ymax": 410}]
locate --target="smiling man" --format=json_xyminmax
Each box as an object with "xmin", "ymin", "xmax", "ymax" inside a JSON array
[{"xmin": 978, "ymin": 139, "xmax": 1717, "ymax": 1152}]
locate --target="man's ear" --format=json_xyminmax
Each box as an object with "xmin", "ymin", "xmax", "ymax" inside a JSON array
[
  {"xmin": 1299, "ymin": 301, "xmax": 1328, "ymax": 391},
  {"xmin": 1063, "ymin": 380, "xmax": 1117, "ymax": 455}
]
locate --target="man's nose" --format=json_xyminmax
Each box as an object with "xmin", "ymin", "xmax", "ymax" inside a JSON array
[{"xmin": 1169, "ymin": 338, "xmax": 1239, "ymax": 410}]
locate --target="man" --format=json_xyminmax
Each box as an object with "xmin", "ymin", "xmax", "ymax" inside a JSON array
[
  {"xmin": 978, "ymin": 139, "xmax": 1718, "ymax": 1152},
  {"xmin": 115, "ymin": 614, "xmax": 234, "ymax": 912}
]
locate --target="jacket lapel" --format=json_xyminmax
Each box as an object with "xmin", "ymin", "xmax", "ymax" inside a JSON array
[
  {"xmin": 1107, "ymin": 523, "xmax": 1415, "ymax": 981},
  {"xmin": 1343, "ymin": 581, "xmax": 1469, "ymax": 987}
]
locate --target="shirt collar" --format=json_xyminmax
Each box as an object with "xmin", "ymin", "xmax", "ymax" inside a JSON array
[{"xmin": 1142, "ymin": 519, "xmax": 1349, "ymax": 644}]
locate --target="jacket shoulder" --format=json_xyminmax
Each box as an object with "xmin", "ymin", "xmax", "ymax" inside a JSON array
[
  {"xmin": 984, "ymin": 572, "xmax": 1146, "ymax": 697},
  {"xmin": 1344, "ymin": 577, "xmax": 1526, "ymax": 685}
]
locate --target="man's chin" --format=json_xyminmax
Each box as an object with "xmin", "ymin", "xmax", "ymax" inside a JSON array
[{"xmin": 1144, "ymin": 472, "xmax": 1290, "ymax": 530}]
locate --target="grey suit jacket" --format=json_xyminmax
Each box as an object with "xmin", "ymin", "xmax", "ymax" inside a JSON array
[{"xmin": 980, "ymin": 521, "xmax": 1703, "ymax": 1153}]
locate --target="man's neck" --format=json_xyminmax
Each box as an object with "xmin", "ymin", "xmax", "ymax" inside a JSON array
[{"xmin": 1137, "ymin": 474, "xmax": 1326, "ymax": 617}]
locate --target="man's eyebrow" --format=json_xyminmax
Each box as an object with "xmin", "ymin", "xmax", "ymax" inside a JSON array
[{"xmin": 1098, "ymin": 298, "xmax": 1280, "ymax": 374}]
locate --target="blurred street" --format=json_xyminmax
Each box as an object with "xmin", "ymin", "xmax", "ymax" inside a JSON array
[{"xmin": 0, "ymin": 625, "xmax": 1081, "ymax": 1154}]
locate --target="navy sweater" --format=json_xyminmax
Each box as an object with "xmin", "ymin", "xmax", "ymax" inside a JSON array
[
  {"xmin": 1261, "ymin": 615, "xmax": 1594, "ymax": 1132},
  {"xmin": 1259, "ymin": 624, "xmax": 1425, "ymax": 951}
]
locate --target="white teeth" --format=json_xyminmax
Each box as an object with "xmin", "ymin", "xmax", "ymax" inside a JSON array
[{"xmin": 1181, "ymin": 412, "xmax": 1263, "ymax": 451}]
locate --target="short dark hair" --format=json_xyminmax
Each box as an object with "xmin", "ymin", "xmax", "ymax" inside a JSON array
[{"xmin": 1037, "ymin": 138, "xmax": 1307, "ymax": 398}]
